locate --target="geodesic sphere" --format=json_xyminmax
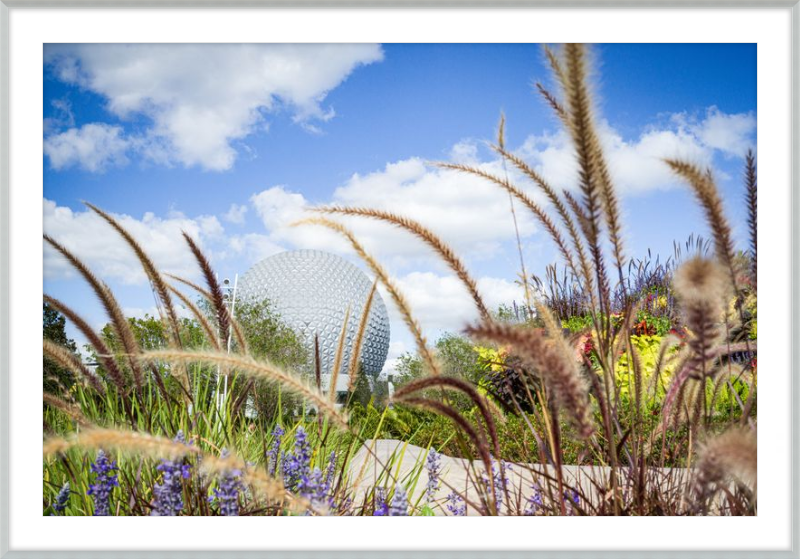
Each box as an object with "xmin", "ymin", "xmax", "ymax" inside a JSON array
[{"xmin": 236, "ymin": 250, "xmax": 390, "ymax": 378}]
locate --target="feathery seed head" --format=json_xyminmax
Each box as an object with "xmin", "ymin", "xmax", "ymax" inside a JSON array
[{"xmin": 673, "ymin": 257, "xmax": 729, "ymax": 305}]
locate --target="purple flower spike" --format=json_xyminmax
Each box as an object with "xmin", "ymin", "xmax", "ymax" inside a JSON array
[
  {"xmin": 88, "ymin": 449, "xmax": 119, "ymax": 516},
  {"xmin": 52, "ymin": 482, "xmax": 70, "ymax": 515},
  {"xmin": 524, "ymin": 484, "xmax": 543, "ymax": 516},
  {"xmin": 373, "ymin": 487, "xmax": 389, "ymax": 516},
  {"xmin": 283, "ymin": 427, "xmax": 311, "ymax": 492},
  {"xmin": 151, "ymin": 431, "xmax": 191, "ymax": 516},
  {"xmin": 446, "ymin": 491, "xmax": 466, "ymax": 516},
  {"xmin": 388, "ymin": 485, "xmax": 409, "ymax": 516},
  {"xmin": 324, "ymin": 451, "xmax": 337, "ymax": 491},
  {"xmin": 425, "ymin": 448, "xmax": 441, "ymax": 502},
  {"xmin": 481, "ymin": 459, "xmax": 511, "ymax": 514},
  {"xmin": 266, "ymin": 425, "xmax": 284, "ymax": 477},
  {"xmin": 564, "ymin": 488, "xmax": 580, "ymax": 516},
  {"xmin": 282, "ymin": 427, "xmax": 311, "ymax": 492},
  {"xmin": 211, "ymin": 449, "xmax": 243, "ymax": 516}
]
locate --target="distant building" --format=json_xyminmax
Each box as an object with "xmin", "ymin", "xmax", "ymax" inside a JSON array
[{"xmin": 237, "ymin": 250, "xmax": 391, "ymax": 398}]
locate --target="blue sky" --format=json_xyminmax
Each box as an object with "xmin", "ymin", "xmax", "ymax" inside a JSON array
[{"xmin": 42, "ymin": 43, "xmax": 757, "ymax": 371}]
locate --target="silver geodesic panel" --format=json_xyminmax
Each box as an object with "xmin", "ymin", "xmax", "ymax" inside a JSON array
[{"xmin": 237, "ymin": 250, "xmax": 390, "ymax": 380}]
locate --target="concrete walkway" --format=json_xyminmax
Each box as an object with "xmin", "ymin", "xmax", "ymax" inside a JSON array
[{"xmin": 347, "ymin": 439, "xmax": 692, "ymax": 516}]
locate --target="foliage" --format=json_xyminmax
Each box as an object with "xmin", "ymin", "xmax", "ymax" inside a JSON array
[
  {"xmin": 615, "ymin": 335, "xmax": 670, "ymax": 403},
  {"xmin": 232, "ymin": 300, "xmax": 308, "ymax": 423},
  {"xmin": 561, "ymin": 314, "xmax": 593, "ymax": 334},
  {"xmin": 42, "ymin": 43, "xmax": 758, "ymax": 517},
  {"xmin": 43, "ymin": 303, "xmax": 78, "ymax": 394}
]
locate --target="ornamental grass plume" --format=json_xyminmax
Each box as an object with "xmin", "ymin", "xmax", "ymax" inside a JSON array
[
  {"xmin": 693, "ymin": 427, "xmax": 757, "ymax": 514},
  {"xmin": 43, "ymin": 235, "xmax": 146, "ymax": 392},
  {"xmin": 84, "ymin": 203, "xmax": 183, "ymax": 353},
  {"xmin": 466, "ymin": 321, "xmax": 594, "ymax": 439},
  {"xmin": 43, "ymin": 428, "xmax": 301, "ymax": 512},
  {"xmin": 673, "ymin": 256, "xmax": 730, "ymax": 315},
  {"xmin": 181, "ymin": 231, "xmax": 230, "ymax": 346},
  {"xmin": 141, "ymin": 350, "xmax": 349, "ymax": 430},
  {"xmin": 314, "ymin": 206, "xmax": 490, "ymax": 321},
  {"xmin": 664, "ymin": 161, "xmax": 737, "ymax": 287},
  {"xmin": 294, "ymin": 217, "xmax": 440, "ymax": 377},
  {"xmin": 88, "ymin": 449, "xmax": 119, "ymax": 516},
  {"xmin": 150, "ymin": 431, "xmax": 191, "ymax": 516},
  {"xmin": 43, "ymin": 295, "xmax": 128, "ymax": 396},
  {"xmin": 663, "ymin": 257, "xmax": 731, "ymax": 420},
  {"xmin": 347, "ymin": 281, "xmax": 378, "ymax": 391},
  {"xmin": 744, "ymin": 150, "xmax": 757, "ymax": 289},
  {"xmin": 42, "ymin": 339, "xmax": 105, "ymax": 396}
]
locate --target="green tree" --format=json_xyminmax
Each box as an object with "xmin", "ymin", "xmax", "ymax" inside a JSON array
[
  {"xmin": 91, "ymin": 300, "xmax": 309, "ymax": 422},
  {"xmin": 435, "ymin": 332, "xmax": 483, "ymax": 382},
  {"xmin": 43, "ymin": 302, "xmax": 78, "ymax": 394},
  {"xmin": 393, "ymin": 351, "xmax": 424, "ymax": 388},
  {"xmin": 91, "ymin": 313, "xmax": 211, "ymax": 403},
  {"xmin": 394, "ymin": 332, "xmax": 483, "ymax": 386},
  {"xmin": 392, "ymin": 332, "xmax": 485, "ymax": 411},
  {"xmin": 231, "ymin": 300, "xmax": 309, "ymax": 423},
  {"xmin": 100, "ymin": 314, "xmax": 207, "ymax": 352},
  {"xmin": 234, "ymin": 300, "xmax": 308, "ymax": 366},
  {"xmin": 349, "ymin": 364, "xmax": 374, "ymax": 408}
]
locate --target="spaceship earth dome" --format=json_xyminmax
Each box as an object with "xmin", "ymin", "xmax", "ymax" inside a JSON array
[{"xmin": 236, "ymin": 250, "xmax": 391, "ymax": 382}]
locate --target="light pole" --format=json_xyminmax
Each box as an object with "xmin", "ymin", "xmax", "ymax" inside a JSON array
[{"xmin": 218, "ymin": 274, "xmax": 238, "ymax": 412}]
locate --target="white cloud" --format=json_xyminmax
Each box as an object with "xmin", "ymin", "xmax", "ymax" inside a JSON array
[
  {"xmin": 43, "ymin": 123, "xmax": 129, "ymax": 172},
  {"xmin": 449, "ymin": 140, "xmax": 480, "ymax": 163},
  {"xmin": 44, "ymin": 103, "xmax": 756, "ymax": 371},
  {"xmin": 248, "ymin": 185, "xmax": 353, "ymax": 255},
  {"xmin": 683, "ymin": 107, "xmax": 757, "ymax": 158},
  {"xmin": 43, "ymin": 98, "xmax": 75, "ymax": 135},
  {"xmin": 381, "ymin": 340, "xmax": 411, "ymax": 377},
  {"xmin": 45, "ymin": 44, "xmax": 383, "ymax": 171},
  {"xmin": 227, "ymin": 233, "xmax": 285, "ymax": 265},
  {"xmin": 383, "ymin": 272, "xmax": 524, "ymax": 333},
  {"xmin": 246, "ymin": 158, "xmax": 543, "ymax": 271},
  {"xmin": 331, "ymin": 158, "xmax": 539, "ymax": 258},
  {"xmin": 517, "ymin": 108, "xmax": 755, "ymax": 195},
  {"xmin": 377, "ymin": 275, "xmax": 523, "ymax": 376},
  {"xmin": 250, "ymin": 186, "xmax": 308, "ymax": 231},
  {"xmin": 43, "ymin": 199, "xmax": 224, "ymax": 285},
  {"xmin": 223, "ymin": 203, "xmax": 248, "ymax": 225}
]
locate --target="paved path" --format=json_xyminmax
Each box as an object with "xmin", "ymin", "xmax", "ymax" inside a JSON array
[{"xmin": 347, "ymin": 439, "xmax": 691, "ymax": 516}]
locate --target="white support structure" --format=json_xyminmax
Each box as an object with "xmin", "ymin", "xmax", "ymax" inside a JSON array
[
  {"xmin": 222, "ymin": 274, "xmax": 238, "ymax": 406},
  {"xmin": 215, "ymin": 274, "xmax": 238, "ymax": 417}
]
